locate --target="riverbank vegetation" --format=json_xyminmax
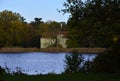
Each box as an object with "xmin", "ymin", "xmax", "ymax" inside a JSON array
[
  {"xmin": 0, "ymin": 0, "xmax": 119, "ymax": 49},
  {"xmin": 0, "ymin": 10, "xmax": 67, "ymax": 48},
  {"xmin": 0, "ymin": 0, "xmax": 119, "ymax": 81},
  {"xmin": 1, "ymin": 73, "xmax": 120, "ymax": 81},
  {"xmin": 0, "ymin": 49, "xmax": 120, "ymax": 81},
  {"xmin": 61, "ymin": 0, "xmax": 120, "ymax": 76},
  {"xmin": 0, "ymin": 66, "xmax": 120, "ymax": 81}
]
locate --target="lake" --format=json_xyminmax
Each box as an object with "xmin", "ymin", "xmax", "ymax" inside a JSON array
[{"xmin": 0, "ymin": 52, "xmax": 97, "ymax": 75}]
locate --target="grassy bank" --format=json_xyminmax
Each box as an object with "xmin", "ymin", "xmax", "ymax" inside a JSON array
[
  {"xmin": 1, "ymin": 73, "xmax": 120, "ymax": 81},
  {"xmin": 0, "ymin": 47, "xmax": 106, "ymax": 53}
]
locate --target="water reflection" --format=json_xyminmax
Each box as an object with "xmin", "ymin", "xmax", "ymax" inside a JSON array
[{"xmin": 0, "ymin": 52, "xmax": 97, "ymax": 75}]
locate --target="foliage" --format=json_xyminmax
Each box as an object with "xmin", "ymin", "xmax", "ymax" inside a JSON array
[
  {"xmin": 62, "ymin": 0, "xmax": 120, "ymax": 48},
  {"xmin": 61, "ymin": 0, "xmax": 120, "ymax": 73},
  {"xmin": 0, "ymin": 66, "xmax": 6, "ymax": 75},
  {"xmin": 30, "ymin": 17, "xmax": 43, "ymax": 29},
  {"xmin": 1, "ymin": 73, "xmax": 120, "ymax": 81},
  {"xmin": 40, "ymin": 21, "xmax": 61, "ymax": 37},
  {"xmin": 0, "ymin": 10, "xmax": 32, "ymax": 47},
  {"xmin": 91, "ymin": 37, "xmax": 120, "ymax": 73},
  {"xmin": 0, "ymin": 10, "xmax": 22, "ymax": 22},
  {"xmin": 82, "ymin": 60, "xmax": 93, "ymax": 73},
  {"xmin": 0, "ymin": 10, "xmax": 66, "ymax": 48},
  {"xmin": 39, "ymin": 21, "xmax": 66, "ymax": 47},
  {"xmin": 64, "ymin": 51, "xmax": 84, "ymax": 73}
]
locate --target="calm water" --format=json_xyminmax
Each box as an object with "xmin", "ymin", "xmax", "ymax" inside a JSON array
[{"xmin": 0, "ymin": 52, "xmax": 97, "ymax": 75}]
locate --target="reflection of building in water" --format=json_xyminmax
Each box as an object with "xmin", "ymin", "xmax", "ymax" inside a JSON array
[{"xmin": 40, "ymin": 31, "xmax": 68, "ymax": 48}]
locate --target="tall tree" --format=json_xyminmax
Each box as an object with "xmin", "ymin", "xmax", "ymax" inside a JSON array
[
  {"xmin": 30, "ymin": 17, "xmax": 43, "ymax": 29},
  {"xmin": 0, "ymin": 10, "xmax": 23, "ymax": 47},
  {"xmin": 29, "ymin": 18, "xmax": 43, "ymax": 48},
  {"xmin": 0, "ymin": 10, "xmax": 23, "ymax": 23},
  {"xmin": 0, "ymin": 10, "xmax": 32, "ymax": 47},
  {"xmin": 62, "ymin": 0, "xmax": 120, "ymax": 48}
]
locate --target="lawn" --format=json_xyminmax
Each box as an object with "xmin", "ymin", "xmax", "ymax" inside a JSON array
[{"xmin": 1, "ymin": 73, "xmax": 120, "ymax": 81}]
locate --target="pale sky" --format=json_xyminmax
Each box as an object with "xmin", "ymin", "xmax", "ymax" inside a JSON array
[{"xmin": 0, "ymin": 0, "xmax": 69, "ymax": 22}]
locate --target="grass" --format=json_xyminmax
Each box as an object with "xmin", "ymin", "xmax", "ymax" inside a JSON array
[{"xmin": 1, "ymin": 73, "xmax": 120, "ymax": 81}]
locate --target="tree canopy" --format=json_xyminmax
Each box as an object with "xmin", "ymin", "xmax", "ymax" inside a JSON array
[
  {"xmin": 62, "ymin": 0, "xmax": 120, "ymax": 48},
  {"xmin": 61, "ymin": 0, "xmax": 120, "ymax": 73},
  {"xmin": 0, "ymin": 10, "xmax": 66, "ymax": 48}
]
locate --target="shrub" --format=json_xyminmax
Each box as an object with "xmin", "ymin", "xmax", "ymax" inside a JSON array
[
  {"xmin": 0, "ymin": 66, "xmax": 6, "ymax": 75},
  {"xmin": 64, "ymin": 51, "xmax": 84, "ymax": 73},
  {"xmin": 92, "ymin": 50, "xmax": 120, "ymax": 73},
  {"xmin": 91, "ymin": 40, "xmax": 120, "ymax": 73},
  {"xmin": 82, "ymin": 60, "xmax": 93, "ymax": 73}
]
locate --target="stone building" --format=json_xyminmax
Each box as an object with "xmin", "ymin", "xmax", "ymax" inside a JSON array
[{"xmin": 40, "ymin": 31, "xmax": 67, "ymax": 48}]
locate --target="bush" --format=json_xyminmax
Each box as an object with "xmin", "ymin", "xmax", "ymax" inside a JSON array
[
  {"xmin": 92, "ymin": 50, "xmax": 120, "ymax": 73},
  {"xmin": 64, "ymin": 51, "xmax": 84, "ymax": 73},
  {"xmin": 0, "ymin": 66, "xmax": 6, "ymax": 75},
  {"xmin": 82, "ymin": 60, "xmax": 93, "ymax": 73},
  {"xmin": 91, "ymin": 40, "xmax": 120, "ymax": 73}
]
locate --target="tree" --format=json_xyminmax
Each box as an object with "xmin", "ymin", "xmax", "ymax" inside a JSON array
[
  {"xmin": 62, "ymin": 0, "xmax": 120, "ymax": 48},
  {"xmin": 61, "ymin": 1, "xmax": 120, "ymax": 73},
  {"xmin": 0, "ymin": 27, "xmax": 7, "ymax": 47},
  {"xmin": 9, "ymin": 21, "xmax": 32, "ymax": 47},
  {"xmin": 0, "ymin": 10, "xmax": 23, "ymax": 47},
  {"xmin": 40, "ymin": 21, "xmax": 62, "ymax": 48},
  {"xmin": 62, "ymin": 0, "xmax": 85, "ymax": 47},
  {"xmin": 47, "ymin": 21, "xmax": 61, "ymax": 47},
  {"xmin": 64, "ymin": 51, "xmax": 84, "ymax": 73},
  {"xmin": 0, "ymin": 10, "xmax": 32, "ymax": 47},
  {"xmin": 30, "ymin": 17, "xmax": 43, "ymax": 29},
  {"xmin": 0, "ymin": 10, "xmax": 22, "ymax": 22},
  {"xmin": 29, "ymin": 17, "xmax": 43, "ymax": 48}
]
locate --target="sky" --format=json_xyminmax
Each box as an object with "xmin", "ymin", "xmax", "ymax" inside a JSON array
[{"xmin": 0, "ymin": 0, "xmax": 69, "ymax": 23}]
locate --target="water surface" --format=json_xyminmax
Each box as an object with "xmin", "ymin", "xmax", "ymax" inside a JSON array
[{"xmin": 0, "ymin": 52, "xmax": 97, "ymax": 75}]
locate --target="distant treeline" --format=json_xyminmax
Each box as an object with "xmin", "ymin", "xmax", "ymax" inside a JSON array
[
  {"xmin": 0, "ymin": 10, "xmax": 67, "ymax": 48},
  {"xmin": 0, "ymin": 0, "xmax": 120, "ymax": 48}
]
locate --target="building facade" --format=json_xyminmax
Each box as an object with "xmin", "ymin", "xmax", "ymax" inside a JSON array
[{"xmin": 40, "ymin": 31, "xmax": 67, "ymax": 48}]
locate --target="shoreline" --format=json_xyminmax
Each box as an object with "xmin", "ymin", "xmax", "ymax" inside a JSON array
[{"xmin": 0, "ymin": 47, "xmax": 106, "ymax": 53}]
